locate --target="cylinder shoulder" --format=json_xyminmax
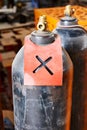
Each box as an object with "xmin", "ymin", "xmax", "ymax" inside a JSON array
[
  {"xmin": 55, "ymin": 27, "xmax": 87, "ymax": 52},
  {"xmin": 12, "ymin": 46, "xmax": 24, "ymax": 85},
  {"xmin": 12, "ymin": 46, "xmax": 24, "ymax": 69}
]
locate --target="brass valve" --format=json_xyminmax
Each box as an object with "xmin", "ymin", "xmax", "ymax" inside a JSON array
[
  {"xmin": 37, "ymin": 15, "xmax": 47, "ymax": 31},
  {"xmin": 64, "ymin": 5, "xmax": 75, "ymax": 17}
]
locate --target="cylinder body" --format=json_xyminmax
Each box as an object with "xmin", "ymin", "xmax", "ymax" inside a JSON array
[
  {"xmin": 56, "ymin": 26, "xmax": 87, "ymax": 130},
  {"xmin": 12, "ymin": 37, "xmax": 73, "ymax": 130}
]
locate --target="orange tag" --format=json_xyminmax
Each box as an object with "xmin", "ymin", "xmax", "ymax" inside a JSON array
[{"xmin": 24, "ymin": 35, "xmax": 63, "ymax": 86}]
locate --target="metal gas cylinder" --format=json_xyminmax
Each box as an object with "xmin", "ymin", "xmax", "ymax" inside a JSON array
[
  {"xmin": 12, "ymin": 15, "xmax": 73, "ymax": 130},
  {"xmin": 54, "ymin": 5, "xmax": 87, "ymax": 130}
]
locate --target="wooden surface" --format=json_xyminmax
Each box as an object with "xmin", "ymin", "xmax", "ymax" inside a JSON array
[
  {"xmin": 1, "ymin": 51, "xmax": 16, "ymax": 68},
  {"xmin": 0, "ymin": 22, "xmax": 34, "ymax": 31},
  {"xmin": 34, "ymin": 5, "xmax": 87, "ymax": 31},
  {"xmin": 3, "ymin": 110, "xmax": 14, "ymax": 125}
]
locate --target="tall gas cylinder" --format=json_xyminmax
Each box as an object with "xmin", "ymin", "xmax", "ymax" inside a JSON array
[
  {"xmin": 54, "ymin": 5, "xmax": 87, "ymax": 130},
  {"xmin": 12, "ymin": 15, "xmax": 73, "ymax": 130}
]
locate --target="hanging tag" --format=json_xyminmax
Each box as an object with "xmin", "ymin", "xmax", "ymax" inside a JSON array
[{"xmin": 24, "ymin": 35, "xmax": 63, "ymax": 86}]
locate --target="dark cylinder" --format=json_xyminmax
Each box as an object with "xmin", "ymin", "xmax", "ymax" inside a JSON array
[
  {"xmin": 54, "ymin": 5, "xmax": 87, "ymax": 130},
  {"xmin": 12, "ymin": 17, "xmax": 73, "ymax": 130}
]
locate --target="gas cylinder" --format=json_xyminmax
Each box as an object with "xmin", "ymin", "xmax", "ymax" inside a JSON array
[
  {"xmin": 12, "ymin": 15, "xmax": 73, "ymax": 130},
  {"xmin": 54, "ymin": 5, "xmax": 87, "ymax": 130}
]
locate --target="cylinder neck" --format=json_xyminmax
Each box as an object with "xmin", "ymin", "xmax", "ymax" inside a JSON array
[
  {"xmin": 30, "ymin": 15, "xmax": 55, "ymax": 45},
  {"xmin": 59, "ymin": 16, "xmax": 78, "ymax": 26},
  {"xmin": 30, "ymin": 30, "xmax": 55, "ymax": 46}
]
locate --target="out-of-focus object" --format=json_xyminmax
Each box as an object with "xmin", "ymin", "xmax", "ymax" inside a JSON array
[
  {"xmin": 70, "ymin": 0, "xmax": 87, "ymax": 5},
  {"xmin": 64, "ymin": 5, "xmax": 75, "ymax": 16},
  {"xmin": 0, "ymin": 54, "xmax": 5, "ymax": 130},
  {"xmin": 54, "ymin": 5, "xmax": 87, "ymax": 130},
  {"xmin": 0, "ymin": 0, "xmax": 34, "ymax": 23},
  {"xmin": 0, "ymin": 95, "xmax": 4, "ymax": 130},
  {"xmin": 0, "ymin": 0, "xmax": 4, "ymax": 8},
  {"xmin": 0, "ymin": 6, "xmax": 16, "ymax": 13}
]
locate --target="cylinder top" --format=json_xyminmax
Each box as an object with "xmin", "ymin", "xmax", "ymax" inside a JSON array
[
  {"xmin": 30, "ymin": 15, "xmax": 55, "ymax": 45},
  {"xmin": 59, "ymin": 5, "xmax": 78, "ymax": 26}
]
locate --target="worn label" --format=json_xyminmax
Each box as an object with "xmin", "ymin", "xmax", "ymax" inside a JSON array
[{"xmin": 24, "ymin": 36, "xmax": 63, "ymax": 86}]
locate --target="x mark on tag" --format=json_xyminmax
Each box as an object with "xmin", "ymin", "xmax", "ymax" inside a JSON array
[{"xmin": 33, "ymin": 55, "xmax": 53, "ymax": 75}]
